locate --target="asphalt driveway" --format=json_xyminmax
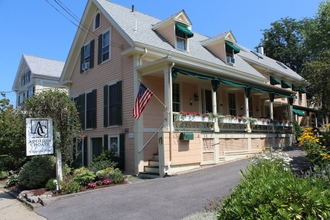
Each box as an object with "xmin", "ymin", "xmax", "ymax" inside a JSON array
[{"xmin": 35, "ymin": 159, "xmax": 247, "ymax": 220}]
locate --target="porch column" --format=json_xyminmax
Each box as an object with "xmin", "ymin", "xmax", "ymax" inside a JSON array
[
  {"xmin": 133, "ymin": 56, "xmax": 144, "ymax": 174},
  {"xmin": 269, "ymin": 93, "xmax": 275, "ymax": 133},
  {"xmin": 212, "ymin": 90, "xmax": 219, "ymax": 132},
  {"xmin": 163, "ymin": 67, "xmax": 171, "ymax": 132},
  {"xmin": 244, "ymin": 87, "xmax": 251, "ymax": 133}
]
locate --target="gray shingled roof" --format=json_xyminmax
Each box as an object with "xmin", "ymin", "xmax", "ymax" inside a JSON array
[
  {"xmin": 23, "ymin": 54, "xmax": 64, "ymax": 78},
  {"xmin": 95, "ymin": 0, "xmax": 301, "ymax": 81}
]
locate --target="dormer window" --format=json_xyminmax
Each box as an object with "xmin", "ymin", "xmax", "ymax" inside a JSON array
[
  {"xmin": 95, "ymin": 13, "xmax": 100, "ymax": 30},
  {"xmin": 225, "ymin": 41, "xmax": 240, "ymax": 65},
  {"xmin": 175, "ymin": 23, "xmax": 193, "ymax": 51}
]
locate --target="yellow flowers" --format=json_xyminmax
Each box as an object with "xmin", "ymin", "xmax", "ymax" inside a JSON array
[
  {"xmin": 321, "ymin": 153, "xmax": 330, "ymax": 159},
  {"xmin": 297, "ymin": 127, "xmax": 320, "ymax": 147},
  {"xmin": 261, "ymin": 147, "xmax": 266, "ymax": 151}
]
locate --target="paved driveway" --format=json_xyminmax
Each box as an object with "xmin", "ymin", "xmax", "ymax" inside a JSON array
[
  {"xmin": 34, "ymin": 146, "xmax": 307, "ymax": 220},
  {"xmin": 35, "ymin": 159, "xmax": 247, "ymax": 220}
]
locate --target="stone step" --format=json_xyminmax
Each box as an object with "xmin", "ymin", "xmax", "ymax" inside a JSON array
[{"xmin": 153, "ymin": 154, "xmax": 159, "ymax": 160}]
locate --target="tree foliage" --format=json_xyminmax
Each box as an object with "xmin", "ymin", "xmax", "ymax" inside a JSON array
[
  {"xmin": 260, "ymin": 17, "xmax": 311, "ymax": 74},
  {"xmin": 0, "ymin": 94, "xmax": 26, "ymax": 168},
  {"xmin": 21, "ymin": 89, "xmax": 82, "ymax": 164}
]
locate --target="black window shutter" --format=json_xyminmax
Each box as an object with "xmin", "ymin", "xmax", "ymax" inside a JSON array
[
  {"xmin": 103, "ymin": 85, "xmax": 108, "ymax": 127},
  {"xmin": 79, "ymin": 94, "xmax": 86, "ymax": 130},
  {"xmin": 92, "ymin": 89, "xmax": 97, "ymax": 128},
  {"xmin": 120, "ymin": 133, "xmax": 125, "ymax": 170},
  {"xmin": 83, "ymin": 137, "xmax": 88, "ymax": 166},
  {"xmin": 80, "ymin": 46, "xmax": 84, "ymax": 73},
  {"xmin": 90, "ymin": 40, "xmax": 95, "ymax": 68},
  {"xmin": 116, "ymin": 81, "xmax": 122, "ymax": 125},
  {"xmin": 103, "ymin": 134, "xmax": 108, "ymax": 152},
  {"xmin": 98, "ymin": 34, "xmax": 102, "ymax": 64}
]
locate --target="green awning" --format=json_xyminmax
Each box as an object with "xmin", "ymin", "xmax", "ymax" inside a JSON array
[
  {"xmin": 300, "ymin": 88, "xmax": 308, "ymax": 93},
  {"xmin": 293, "ymin": 108, "xmax": 305, "ymax": 116},
  {"xmin": 172, "ymin": 68, "xmax": 215, "ymax": 80},
  {"xmin": 270, "ymin": 76, "xmax": 280, "ymax": 85},
  {"xmin": 175, "ymin": 23, "xmax": 194, "ymax": 38},
  {"xmin": 281, "ymin": 80, "xmax": 291, "ymax": 88},
  {"xmin": 225, "ymin": 41, "xmax": 240, "ymax": 54}
]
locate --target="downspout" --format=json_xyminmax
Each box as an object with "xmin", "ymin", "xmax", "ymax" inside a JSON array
[
  {"xmin": 139, "ymin": 48, "xmax": 148, "ymax": 66},
  {"xmin": 169, "ymin": 62, "xmax": 175, "ymax": 162}
]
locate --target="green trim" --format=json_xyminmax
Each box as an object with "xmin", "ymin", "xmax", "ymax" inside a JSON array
[
  {"xmin": 270, "ymin": 76, "xmax": 280, "ymax": 85},
  {"xmin": 180, "ymin": 132, "xmax": 194, "ymax": 141},
  {"xmin": 225, "ymin": 41, "xmax": 240, "ymax": 54},
  {"xmin": 281, "ymin": 80, "xmax": 291, "ymax": 88},
  {"xmin": 300, "ymin": 88, "xmax": 308, "ymax": 93},
  {"xmin": 175, "ymin": 23, "xmax": 194, "ymax": 38},
  {"xmin": 293, "ymin": 108, "xmax": 305, "ymax": 116}
]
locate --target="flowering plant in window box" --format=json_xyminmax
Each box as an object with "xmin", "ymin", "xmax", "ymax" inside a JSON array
[
  {"xmin": 252, "ymin": 117, "xmax": 272, "ymax": 125},
  {"xmin": 175, "ymin": 111, "xmax": 216, "ymax": 122}
]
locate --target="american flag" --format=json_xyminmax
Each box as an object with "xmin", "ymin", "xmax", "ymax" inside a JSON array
[{"xmin": 132, "ymin": 82, "xmax": 153, "ymax": 120}]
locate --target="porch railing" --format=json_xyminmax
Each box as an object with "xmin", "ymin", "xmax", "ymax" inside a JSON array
[{"xmin": 173, "ymin": 114, "xmax": 293, "ymax": 133}]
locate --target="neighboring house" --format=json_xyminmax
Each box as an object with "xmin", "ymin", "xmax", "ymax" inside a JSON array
[
  {"xmin": 12, "ymin": 54, "xmax": 67, "ymax": 107},
  {"xmin": 60, "ymin": 0, "xmax": 315, "ymax": 176}
]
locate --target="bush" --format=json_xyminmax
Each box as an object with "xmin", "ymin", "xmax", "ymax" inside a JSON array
[
  {"xmin": 108, "ymin": 168, "xmax": 125, "ymax": 184},
  {"xmin": 88, "ymin": 160, "xmax": 117, "ymax": 172},
  {"xmin": 18, "ymin": 155, "xmax": 56, "ymax": 189},
  {"xmin": 73, "ymin": 167, "xmax": 96, "ymax": 186},
  {"xmin": 59, "ymin": 179, "xmax": 81, "ymax": 195},
  {"xmin": 5, "ymin": 174, "xmax": 18, "ymax": 188},
  {"xmin": 0, "ymin": 171, "xmax": 9, "ymax": 180},
  {"xmin": 217, "ymin": 159, "xmax": 330, "ymax": 219},
  {"xmin": 45, "ymin": 178, "xmax": 59, "ymax": 191}
]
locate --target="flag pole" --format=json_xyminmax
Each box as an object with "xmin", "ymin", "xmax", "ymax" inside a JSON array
[{"xmin": 139, "ymin": 79, "xmax": 166, "ymax": 108}]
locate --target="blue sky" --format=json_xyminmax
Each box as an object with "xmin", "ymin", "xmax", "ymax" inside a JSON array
[{"xmin": 0, "ymin": 0, "xmax": 321, "ymax": 106}]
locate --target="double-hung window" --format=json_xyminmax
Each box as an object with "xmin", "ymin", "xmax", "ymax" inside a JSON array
[
  {"xmin": 228, "ymin": 93, "xmax": 237, "ymax": 115},
  {"xmin": 176, "ymin": 31, "xmax": 187, "ymax": 50},
  {"xmin": 104, "ymin": 81, "xmax": 122, "ymax": 127},
  {"xmin": 98, "ymin": 30, "xmax": 110, "ymax": 64},
  {"xmin": 74, "ymin": 89, "xmax": 97, "ymax": 130},
  {"xmin": 175, "ymin": 23, "xmax": 193, "ymax": 51},
  {"xmin": 80, "ymin": 40, "xmax": 94, "ymax": 73}
]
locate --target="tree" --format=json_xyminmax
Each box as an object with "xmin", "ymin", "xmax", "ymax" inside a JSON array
[
  {"xmin": 21, "ymin": 89, "xmax": 82, "ymax": 165},
  {"xmin": 260, "ymin": 17, "xmax": 311, "ymax": 74},
  {"xmin": 304, "ymin": 1, "xmax": 330, "ymax": 59},
  {"xmin": 0, "ymin": 94, "xmax": 26, "ymax": 169},
  {"xmin": 303, "ymin": 49, "xmax": 330, "ymax": 120}
]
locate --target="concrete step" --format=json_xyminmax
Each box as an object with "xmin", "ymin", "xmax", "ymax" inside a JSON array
[
  {"xmin": 153, "ymin": 154, "xmax": 159, "ymax": 160},
  {"xmin": 144, "ymin": 166, "xmax": 159, "ymax": 173},
  {"xmin": 138, "ymin": 172, "xmax": 160, "ymax": 179},
  {"xmin": 149, "ymin": 160, "xmax": 159, "ymax": 167}
]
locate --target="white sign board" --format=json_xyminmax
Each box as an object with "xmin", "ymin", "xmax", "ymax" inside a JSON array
[{"xmin": 26, "ymin": 118, "xmax": 54, "ymax": 156}]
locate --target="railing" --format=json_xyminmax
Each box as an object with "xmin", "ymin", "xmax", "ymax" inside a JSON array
[
  {"xmin": 138, "ymin": 122, "xmax": 164, "ymax": 153},
  {"xmin": 173, "ymin": 114, "xmax": 293, "ymax": 133}
]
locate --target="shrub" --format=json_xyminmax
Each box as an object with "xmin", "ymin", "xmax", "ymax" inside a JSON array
[
  {"xmin": 45, "ymin": 178, "xmax": 59, "ymax": 191},
  {"xmin": 59, "ymin": 179, "xmax": 81, "ymax": 195},
  {"xmin": 88, "ymin": 160, "xmax": 117, "ymax": 172},
  {"xmin": 18, "ymin": 155, "xmax": 56, "ymax": 189},
  {"xmin": 73, "ymin": 167, "xmax": 96, "ymax": 186},
  {"xmin": 217, "ymin": 159, "xmax": 330, "ymax": 219},
  {"xmin": 0, "ymin": 171, "xmax": 9, "ymax": 180},
  {"xmin": 108, "ymin": 168, "xmax": 125, "ymax": 184},
  {"xmin": 5, "ymin": 174, "xmax": 18, "ymax": 188}
]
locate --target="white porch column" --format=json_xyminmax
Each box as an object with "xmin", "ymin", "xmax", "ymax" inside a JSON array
[
  {"xmin": 133, "ymin": 56, "xmax": 144, "ymax": 175},
  {"xmin": 212, "ymin": 89, "xmax": 219, "ymax": 132},
  {"xmin": 244, "ymin": 93, "xmax": 251, "ymax": 132}
]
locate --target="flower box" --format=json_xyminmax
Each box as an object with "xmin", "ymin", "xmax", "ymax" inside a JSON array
[
  {"xmin": 252, "ymin": 120, "xmax": 271, "ymax": 125},
  {"xmin": 219, "ymin": 118, "xmax": 248, "ymax": 124},
  {"xmin": 176, "ymin": 115, "xmax": 215, "ymax": 122}
]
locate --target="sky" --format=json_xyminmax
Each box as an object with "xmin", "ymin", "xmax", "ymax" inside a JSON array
[{"xmin": 0, "ymin": 0, "xmax": 322, "ymax": 106}]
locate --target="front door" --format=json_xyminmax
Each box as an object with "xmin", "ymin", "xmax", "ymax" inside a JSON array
[{"xmin": 205, "ymin": 89, "xmax": 213, "ymax": 113}]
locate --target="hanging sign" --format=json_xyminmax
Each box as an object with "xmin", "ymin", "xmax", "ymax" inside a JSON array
[{"xmin": 26, "ymin": 118, "xmax": 54, "ymax": 156}]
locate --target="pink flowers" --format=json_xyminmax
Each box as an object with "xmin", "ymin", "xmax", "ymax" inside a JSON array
[
  {"xmin": 102, "ymin": 179, "xmax": 112, "ymax": 185},
  {"xmin": 87, "ymin": 182, "xmax": 96, "ymax": 188}
]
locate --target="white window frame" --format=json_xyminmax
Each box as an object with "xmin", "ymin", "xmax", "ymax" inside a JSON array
[
  {"xmin": 101, "ymin": 29, "xmax": 111, "ymax": 63},
  {"xmin": 94, "ymin": 12, "xmax": 101, "ymax": 31}
]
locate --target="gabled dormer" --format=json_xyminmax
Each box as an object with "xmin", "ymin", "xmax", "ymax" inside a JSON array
[
  {"xmin": 201, "ymin": 31, "xmax": 240, "ymax": 66},
  {"xmin": 152, "ymin": 10, "xmax": 194, "ymax": 51}
]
